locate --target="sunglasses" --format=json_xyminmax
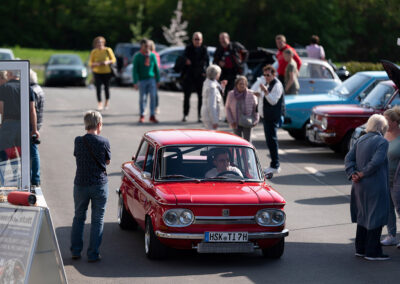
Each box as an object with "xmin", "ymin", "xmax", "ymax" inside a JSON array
[
  {"xmin": 264, "ymin": 73, "xmax": 272, "ymax": 77},
  {"xmin": 193, "ymin": 38, "xmax": 201, "ymax": 41}
]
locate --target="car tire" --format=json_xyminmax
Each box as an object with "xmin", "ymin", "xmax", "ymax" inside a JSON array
[
  {"xmin": 288, "ymin": 129, "xmax": 305, "ymax": 140},
  {"xmin": 117, "ymin": 193, "xmax": 137, "ymax": 230},
  {"xmin": 262, "ymin": 238, "xmax": 285, "ymax": 259},
  {"xmin": 145, "ymin": 216, "xmax": 168, "ymax": 260},
  {"xmin": 340, "ymin": 131, "xmax": 353, "ymax": 154}
]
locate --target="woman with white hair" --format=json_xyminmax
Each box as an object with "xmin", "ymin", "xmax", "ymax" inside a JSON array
[
  {"xmin": 200, "ymin": 65, "xmax": 227, "ymax": 129},
  {"xmin": 345, "ymin": 114, "xmax": 390, "ymax": 261}
]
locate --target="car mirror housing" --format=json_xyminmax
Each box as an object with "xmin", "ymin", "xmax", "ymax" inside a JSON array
[
  {"xmin": 142, "ymin": 172, "xmax": 151, "ymax": 180},
  {"xmin": 264, "ymin": 172, "xmax": 273, "ymax": 180}
]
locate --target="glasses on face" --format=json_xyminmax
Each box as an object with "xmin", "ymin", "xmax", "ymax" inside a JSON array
[
  {"xmin": 264, "ymin": 73, "xmax": 272, "ymax": 77},
  {"xmin": 193, "ymin": 38, "xmax": 201, "ymax": 41}
]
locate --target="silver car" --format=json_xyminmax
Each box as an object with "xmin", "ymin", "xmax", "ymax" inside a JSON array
[{"xmin": 0, "ymin": 48, "xmax": 15, "ymax": 60}]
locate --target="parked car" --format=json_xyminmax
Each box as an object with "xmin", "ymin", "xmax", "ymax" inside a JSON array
[
  {"xmin": 117, "ymin": 129, "xmax": 288, "ymax": 259},
  {"xmin": 115, "ymin": 42, "xmax": 166, "ymax": 85},
  {"xmin": 0, "ymin": 48, "xmax": 15, "ymax": 60},
  {"xmin": 282, "ymin": 71, "xmax": 388, "ymax": 140},
  {"xmin": 44, "ymin": 54, "xmax": 87, "ymax": 86},
  {"xmin": 307, "ymin": 80, "xmax": 398, "ymax": 153}
]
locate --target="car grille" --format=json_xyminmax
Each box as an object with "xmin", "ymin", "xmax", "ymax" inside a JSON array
[{"xmin": 196, "ymin": 242, "xmax": 255, "ymax": 253}]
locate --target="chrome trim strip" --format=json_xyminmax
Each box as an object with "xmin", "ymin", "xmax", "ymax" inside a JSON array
[
  {"xmin": 121, "ymin": 168, "xmax": 175, "ymax": 206},
  {"xmin": 194, "ymin": 216, "xmax": 255, "ymax": 225},
  {"xmin": 196, "ymin": 216, "xmax": 254, "ymax": 220},
  {"xmin": 177, "ymin": 203, "xmax": 286, "ymax": 206},
  {"xmin": 319, "ymin": 132, "xmax": 336, "ymax": 138},
  {"xmin": 155, "ymin": 229, "xmax": 289, "ymax": 240}
]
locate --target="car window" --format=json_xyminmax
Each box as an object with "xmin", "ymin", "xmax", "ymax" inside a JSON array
[
  {"xmin": 144, "ymin": 145, "xmax": 155, "ymax": 176},
  {"xmin": 49, "ymin": 56, "xmax": 82, "ymax": 65},
  {"xmin": 160, "ymin": 51, "xmax": 184, "ymax": 65},
  {"xmin": 134, "ymin": 140, "xmax": 149, "ymax": 170},
  {"xmin": 0, "ymin": 53, "xmax": 12, "ymax": 60},
  {"xmin": 387, "ymin": 91, "xmax": 400, "ymax": 108},
  {"xmin": 157, "ymin": 145, "xmax": 261, "ymax": 181},
  {"xmin": 362, "ymin": 83, "xmax": 396, "ymax": 108},
  {"xmin": 299, "ymin": 63, "xmax": 333, "ymax": 79},
  {"xmin": 358, "ymin": 80, "xmax": 380, "ymax": 101},
  {"xmin": 331, "ymin": 73, "xmax": 370, "ymax": 97}
]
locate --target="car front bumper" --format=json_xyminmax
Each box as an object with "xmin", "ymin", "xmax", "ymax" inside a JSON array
[
  {"xmin": 306, "ymin": 124, "xmax": 336, "ymax": 144},
  {"xmin": 155, "ymin": 228, "xmax": 289, "ymax": 240}
]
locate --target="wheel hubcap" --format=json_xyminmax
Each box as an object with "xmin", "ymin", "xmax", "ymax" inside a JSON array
[
  {"xmin": 145, "ymin": 221, "xmax": 150, "ymax": 254},
  {"xmin": 118, "ymin": 195, "xmax": 123, "ymax": 224}
]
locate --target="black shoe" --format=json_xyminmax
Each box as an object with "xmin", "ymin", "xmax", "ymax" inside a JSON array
[
  {"xmin": 364, "ymin": 254, "xmax": 390, "ymax": 261},
  {"xmin": 88, "ymin": 255, "xmax": 101, "ymax": 263},
  {"xmin": 182, "ymin": 116, "xmax": 187, "ymax": 122},
  {"xmin": 71, "ymin": 255, "xmax": 81, "ymax": 260}
]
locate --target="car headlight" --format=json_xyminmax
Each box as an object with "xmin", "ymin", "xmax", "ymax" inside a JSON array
[
  {"xmin": 256, "ymin": 209, "xmax": 285, "ymax": 226},
  {"xmin": 82, "ymin": 69, "xmax": 87, "ymax": 77},
  {"xmin": 321, "ymin": 117, "xmax": 328, "ymax": 130},
  {"xmin": 163, "ymin": 209, "xmax": 194, "ymax": 227}
]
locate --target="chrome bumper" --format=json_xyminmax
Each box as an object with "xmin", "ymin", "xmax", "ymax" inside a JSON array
[
  {"xmin": 306, "ymin": 124, "xmax": 335, "ymax": 144},
  {"xmin": 155, "ymin": 229, "xmax": 289, "ymax": 240}
]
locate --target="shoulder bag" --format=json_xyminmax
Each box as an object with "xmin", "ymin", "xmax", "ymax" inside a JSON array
[
  {"xmin": 106, "ymin": 48, "xmax": 118, "ymax": 77},
  {"xmin": 238, "ymin": 95, "xmax": 256, "ymax": 128}
]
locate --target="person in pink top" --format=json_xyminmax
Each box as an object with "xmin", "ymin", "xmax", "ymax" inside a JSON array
[
  {"xmin": 306, "ymin": 35, "xmax": 325, "ymax": 60},
  {"xmin": 275, "ymin": 34, "xmax": 301, "ymax": 86},
  {"xmin": 225, "ymin": 76, "xmax": 259, "ymax": 142}
]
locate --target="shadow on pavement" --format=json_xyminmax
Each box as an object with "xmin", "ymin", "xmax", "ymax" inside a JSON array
[
  {"xmin": 295, "ymin": 195, "xmax": 350, "ymax": 205},
  {"xmin": 270, "ymin": 170, "xmax": 349, "ymax": 186},
  {"xmin": 56, "ymin": 222, "xmax": 400, "ymax": 282}
]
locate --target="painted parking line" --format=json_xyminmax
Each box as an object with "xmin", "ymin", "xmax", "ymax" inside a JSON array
[{"xmin": 304, "ymin": 166, "xmax": 325, "ymax": 177}]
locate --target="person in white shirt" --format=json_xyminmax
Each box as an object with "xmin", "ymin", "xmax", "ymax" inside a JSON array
[
  {"xmin": 251, "ymin": 65, "xmax": 284, "ymax": 175},
  {"xmin": 205, "ymin": 149, "xmax": 243, "ymax": 178}
]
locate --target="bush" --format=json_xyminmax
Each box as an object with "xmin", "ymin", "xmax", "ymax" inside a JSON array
[{"xmin": 336, "ymin": 62, "xmax": 384, "ymax": 74}]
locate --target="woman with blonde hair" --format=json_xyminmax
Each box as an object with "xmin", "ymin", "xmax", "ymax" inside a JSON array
[
  {"xmin": 345, "ymin": 114, "xmax": 390, "ymax": 260},
  {"xmin": 89, "ymin": 36, "xmax": 116, "ymax": 111},
  {"xmin": 225, "ymin": 76, "xmax": 259, "ymax": 141},
  {"xmin": 380, "ymin": 106, "xmax": 400, "ymax": 246}
]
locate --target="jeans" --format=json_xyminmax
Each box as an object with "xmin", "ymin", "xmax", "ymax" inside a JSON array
[
  {"xmin": 263, "ymin": 119, "xmax": 280, "ymax": 168},
  {"xmin": 355, "ymin": 225, "xmax": 383, "ymax": 257},
  {"xmin": 234, "ymin": 126, "xmax": 252, "ymax": 142},
  {"xmin": 138, "ymin": 78, "xmax": 157, "ymax": 116},
  {"xmin": 387, "ymin": 185, "xmax": 400, "ymax": 236},
  {"xmin": 30, "ymin": 142, "xmax": 40, "ymax": 185},
  {"xmin": 70, "ymin": 183, "xmax": 108, "ymax": 260}
]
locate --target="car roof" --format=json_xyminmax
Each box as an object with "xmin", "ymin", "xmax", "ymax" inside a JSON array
[
  {"xmin": 50, "ymin": 53, "xmax": 80, "ymax": 58},
  {"xmin": 144, "ymin": 129, "xmax": 252, "ymax": 147},
  {"xmin": 0, "ymin": 48, "xmax": 13, "ymax": 53},
  {"xmin": 158, "ymin": 46, "xmax": 216, "ymax": 56}
]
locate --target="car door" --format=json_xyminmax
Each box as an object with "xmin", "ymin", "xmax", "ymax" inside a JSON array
[{"xmin": 299, "ymin": 63, "xmax": 337, "ymax": 94}]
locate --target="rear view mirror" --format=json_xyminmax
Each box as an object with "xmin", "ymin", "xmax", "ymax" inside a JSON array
[
  {"xmin": 141, "ymin": 172, "xmax": 151, "ymax": 180},
  {"xmin": 264, "ymin": 172, "xmax": 273, "ymax": 180}
]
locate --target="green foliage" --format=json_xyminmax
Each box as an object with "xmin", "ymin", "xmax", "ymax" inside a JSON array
[
  {"xmin": 337, "ymin": 62, "xmax": 384, "ymax": 74},
  {"xmin": 130, "ymin": 4, "xmax": 153, "ymax": 43},
  {"xmin": 1, "ymin": 0, "xmax": 400, "ymax": 62}
]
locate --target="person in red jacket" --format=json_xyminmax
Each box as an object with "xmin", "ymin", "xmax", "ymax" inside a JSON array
[{"xmin": 275, "ymin": 35, "xmax": 301, "ymax": 87}]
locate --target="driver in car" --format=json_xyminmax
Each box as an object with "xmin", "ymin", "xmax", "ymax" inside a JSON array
[{"xmin": 205, "ymin": 149, "xmax": 243, "ymax": 178}]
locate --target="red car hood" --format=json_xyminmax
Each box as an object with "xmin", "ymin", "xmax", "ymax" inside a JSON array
[
  {"xmin": 314, "ymin": 104, "xmax": 375, "ymax": 116},
  {"xmin": 157, "ymin": 183, "xmax": 285, "ymax": 205}
]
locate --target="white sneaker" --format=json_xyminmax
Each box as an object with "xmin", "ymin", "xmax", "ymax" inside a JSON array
[
  {"xmin": 381, "ymin": 235, "xmax": 397, "ymax": 246},
  {"xmin": 264, "ymin": 167, "xmax": 281, "ymax": 175}
]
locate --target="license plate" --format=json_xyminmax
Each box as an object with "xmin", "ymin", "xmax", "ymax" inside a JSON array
[{"xmin": 205, "ymin": 232, "xmax": 248, "ymax": 242}]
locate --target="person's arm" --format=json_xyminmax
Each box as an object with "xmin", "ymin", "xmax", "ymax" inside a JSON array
[
  {"xmin": 132, "ymin": 54, "xmax": 139, "ymax": 86},
  {"xmin": 106, "ymin": 47, "xmax": 116, "ymax": 65},
  {"xmin": 225, "ymin": 91, "xmax": 235, "ymax": 127},
  {"xmin": 344, "ymin": 141, "xmax": 358, "ymax": 180},
  {"xmin": 320, "ymin": 46, "xmax": 326, "ymax": 60},
  {"xmin": 105, "ymin": 140, "xmax": 111, "ymax": 165},
  {"xmin": 29, "ymin": 101, "xmax": 39, "ymax": 139},
  {"xmin": 263, "ymin": 82, "xmax": 283, "ymax": 105},
  {"xmin": 88, "ymin": 50, "xmax": 97, "ymax": 68},
  {"xmin": 293, "ymin": 49, "xmax": 302, "ymax": 70},
  {"xmin": 359, "ymin": 139, "xmax": 389, "ymax": 177},
  {"xmin": 285, "ymin": 69, "xmax": 295, "ymax": 93}
]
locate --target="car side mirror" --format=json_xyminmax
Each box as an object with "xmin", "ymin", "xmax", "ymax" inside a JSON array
[
  {"xmin": 132, "ymin": 155, "xmax": 135, "ymax": 161},
  {"xmin": 264, "ymin": 172, "xmax": 273, "ymax": 180},
  {"xmin": 141, "ymin": 171, "xmax": 151, "ymax": 180}
]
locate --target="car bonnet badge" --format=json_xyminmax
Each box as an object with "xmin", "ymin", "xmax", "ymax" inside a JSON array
[{"xmin": 222, "ymin": 209, "xmax": 230, "ymax": 217}]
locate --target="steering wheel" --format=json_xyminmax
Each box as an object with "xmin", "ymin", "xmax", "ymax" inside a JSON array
[{"xmin": 217, "ymin": 170, "xmax": 241, "ymax": 177}]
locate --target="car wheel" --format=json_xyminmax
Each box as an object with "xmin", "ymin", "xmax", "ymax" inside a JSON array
[
  {"xmin": 340, "ymin": 131, "xmax": 353, "ymax": 154},
  {"xmin": 288, "ymin": 129, "xmax": 305, "ymax": 140},
  {"xmin": 329, "ymin": 144, "xmax": 341, "ymax": 153},
  {"xmin": 117, "ymin": 194, "xmax": 137, "ymax": 230},
  {"xmin": 145, "ymin": 217, "xmax": 168, "ymax": 259},
  {"xmin": 262, "ymin": 238, "xmax": 284, "ymax": 259}
]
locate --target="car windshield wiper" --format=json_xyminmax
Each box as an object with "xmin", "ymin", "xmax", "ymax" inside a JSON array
[
  {"xmin": 204, "ymin": 176, "xmax": 246, "ymax": 183},
  {"xmin": 160, "ymin": 175, "xmax": 200, "ymax": 181}
]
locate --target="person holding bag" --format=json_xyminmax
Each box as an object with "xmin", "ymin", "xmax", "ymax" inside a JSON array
[
  {"xmin": 89, "ymin": 36, "xmax": 116, "ymax": 111},
  {"xmin": 225, "ymin": 76, "xmax": 259, "ymax": 142},
  {"xmin": 70, "ymin": 110, "xmax": 111, "ymax": 262}
]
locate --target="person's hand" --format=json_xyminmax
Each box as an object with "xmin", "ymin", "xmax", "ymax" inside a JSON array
[
  {"xmin": 260, "ymin": 84, "xmax": 268, "ymax": 94},
  {"xmin": 185, "ymin": 59, "xmax": 191, "ymax": 65},
  {"xmin": 31, "ymin": 130, "xmax": 40, "ymax": 139},
  {"xmin": 253, "ymin": 92, "xmax": 261, "ymax": 97},
  {"xmin": 351, "ymin": 172, "xmax": 363, "ymax": 183},
  {"xmin": 133, "ymin": 84, "xmax": 138, "ymax": 90},
  {"xmin": 231, "ymin": 122, "xmax": 237, "ymax": 129},
  {"xmin": 212, "ymin": 123, "xmax": 218, "ymax": 129},
  {"xmin": 219, "ymin": 60, "xmax": 225, "ymax": 67},
  {"xmin": 221, "ymin": 80, "xmax": 228, "ymax": 88}
]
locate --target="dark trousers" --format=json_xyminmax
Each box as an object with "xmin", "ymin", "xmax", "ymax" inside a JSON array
[
  {"xmin": 221, "ymin": 68, "xmax": 237, "ymax": 103},
  {"xmin": 183, "ymin": 77, "xmax": 204, "ymax": 118},
  {"xmin": 94, "ymin": 73, "xmax": 111, "ymax": 102},
  {"xmin": 355, "ymin": 225, "xmax": 383, "ymax": 257},
  {"xmin": 263, "ymin": 119, "xmax": 280, "ymax": 169}
]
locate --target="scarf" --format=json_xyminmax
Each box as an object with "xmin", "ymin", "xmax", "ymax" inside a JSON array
[
  {"xmin": 233, "ymin": 87, "xmax": 247, "ymax": 100},
  {"xmin": 140, "ymin": 51, "xmax": 150, "ymax": 66}
]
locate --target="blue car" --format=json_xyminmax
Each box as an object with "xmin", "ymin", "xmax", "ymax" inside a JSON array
[{"xmin": 282, "ymin": 71, "xmax": 388, "ymax": 139}]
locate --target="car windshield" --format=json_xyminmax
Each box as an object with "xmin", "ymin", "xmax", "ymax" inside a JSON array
[
  {"xmin": 156, "ymin": 146, "xmax": 262, "ymax": 181},
  {"xmin": 361, "ymin": 83, "xmax": 396, "ymax": 109},
  {"xmin": 329, "ymin": 73, "xmax": 370, "ymax": 97},
  {"xmin": 0, "ymin": 53, "xmax": 12, "ymax": 60},
  {"xmin": 49, "ymin": 56, "xmax": 82, "ymax": 66},
  {"xmin": 160, "ymin": 50, "xmax": 184, "ymax": 65}
]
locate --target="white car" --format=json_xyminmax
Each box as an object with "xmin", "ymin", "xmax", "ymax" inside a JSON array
[{"xmin": 0, "ymin": 48, "xmax": 15, "ymax": 60}]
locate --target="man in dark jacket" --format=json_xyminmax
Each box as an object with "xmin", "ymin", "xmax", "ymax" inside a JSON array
[
  {"xmin": 181, "ymin": 32, "xmax": 209, "ymax": 122},
  {"xmin": 213, "ymin": 32, "xmax": 248, "ymax": 102}
]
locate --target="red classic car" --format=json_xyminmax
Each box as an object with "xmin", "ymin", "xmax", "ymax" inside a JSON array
[
  {"xmin": 117, "ymin": 129, "xmax": 288, "ymax": 259},
  {"xmin": 306, "ymin": 60, "xmax": 400, "ymax": 153},
  {"xmin": 306, "ymin": 80, "xmax": 399, "ymax": 153}
]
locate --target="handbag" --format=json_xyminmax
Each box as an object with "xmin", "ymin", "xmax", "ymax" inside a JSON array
[
  {"xmin": 237, "ymin": 96, "xmax": 255, "ymax": 128},
  {"xmin": 106, "ymin": 48, "xmax": 118, "ymax": 77}
]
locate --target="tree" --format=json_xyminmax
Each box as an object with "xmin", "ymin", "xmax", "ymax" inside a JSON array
[
  {"xmin": 130, "ymin": 4, "xmax": 153, "ymax": 43},
  {"xmin": 162, "ymin": 0, "xmax": 188, "ymax": 46}
]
